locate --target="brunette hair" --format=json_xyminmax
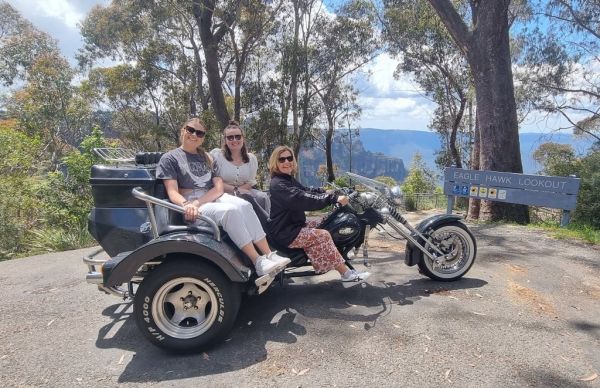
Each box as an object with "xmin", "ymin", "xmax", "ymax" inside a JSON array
[
  {"xmin": 222, "ymin": 120, "xmax": 249, "ymax": 163},
  {"xmin": 268, "ymin": 145, "xmax": 297, "ymax": 176},
  {"xmin": 180, "ymin": 117, "xmax": 211, "ymax": 164}
]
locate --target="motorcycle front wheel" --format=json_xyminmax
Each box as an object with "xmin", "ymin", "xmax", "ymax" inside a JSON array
[{"xmin": 417, "ymin": 221, "xmax": 476, "ymax": 281}]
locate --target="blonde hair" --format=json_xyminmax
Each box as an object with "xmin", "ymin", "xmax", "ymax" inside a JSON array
[{"xmin": 269, "ymin": 145, "xmax": 297, "ymax": 176}]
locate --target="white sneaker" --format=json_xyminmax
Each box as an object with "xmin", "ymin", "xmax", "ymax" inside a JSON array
[
  {"xmin": 255, "ymin": 255, "xmax": 279, "ymax": 277},
  {"xmin": 341, "ymin": 269, "xmax": 371, "ymax": 282},
  {"xmin": 267, "ymin": 251, "xmax": 291, "ymax": 268}
]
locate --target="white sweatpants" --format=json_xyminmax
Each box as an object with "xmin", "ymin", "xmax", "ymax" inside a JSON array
[{"xmin": 184, "ymin": 191, "xmax": 266, "ymax": 248}]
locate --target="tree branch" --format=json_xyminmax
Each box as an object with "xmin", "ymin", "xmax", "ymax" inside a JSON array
[{"xmin": 426, "ymin": 0, "xmax": 472, "ymax": 56}]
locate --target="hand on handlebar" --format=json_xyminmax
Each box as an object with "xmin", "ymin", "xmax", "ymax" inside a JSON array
[{"xmin": 337, "ymin": 195, "xmax": 349, "ymax": 207}]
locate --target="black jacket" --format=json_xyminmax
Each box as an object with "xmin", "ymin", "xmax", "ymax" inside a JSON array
[{"xmin": 268, "ymin": 173, "xmax": 338, "ymax": 246}]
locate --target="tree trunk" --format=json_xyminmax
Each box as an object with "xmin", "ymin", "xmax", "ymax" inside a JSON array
[
  {"xmin": 193, "ymin": 0, "xmax": 231, "ymax": 128},
  {"xmin": 449, "ymin": 95, "xmax": 466, "ymax": 168},
  {"xmin": 325, "ymin": 111, "xmax": 335, "ymax": 182},
  {"xmin": 468, "ymin": 4, "xmax": 528, "ymax": 223},
  {"xmin": 467, "ymin": 112, "xmax": 480, "ymax": 221},
  {"xmin": 427, "ymin": 0, "xmax": 529, "ymax": 223}
]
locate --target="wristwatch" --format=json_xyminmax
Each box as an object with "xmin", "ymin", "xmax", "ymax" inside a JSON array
[{"xmin": 233, "ymin": 186, "xmax": 240, "ymax": 196}]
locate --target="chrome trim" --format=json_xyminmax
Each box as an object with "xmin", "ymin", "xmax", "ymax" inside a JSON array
[
  {"xmin": 131, "ymin": 187, "xmax": 221, "ymax": 241},
  {"xmin": 87, "ymin": 272, "xmax": 103, "ymax": 284},
  {"xmin": 362, "ymin": 225, "xmax": 371, "ymax": 267},
  {"xmin": 83, "ymin": 248, "xmax": 107, "ymax": 286},
  {"xmin": 386, "ymin": 219, "xmax": 438, "ymax": 261},
  {"xmin": 146, "ymin": 201, "xmax": 159, "ymax": 239},
  {"xmin": 83, "ymin": 247, "xmax": 106, "ymax": 266}
]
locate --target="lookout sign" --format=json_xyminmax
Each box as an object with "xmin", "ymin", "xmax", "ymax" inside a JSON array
[{"xmin": 443, "ymin": 167, "xmax": 580, "ymax": 225}]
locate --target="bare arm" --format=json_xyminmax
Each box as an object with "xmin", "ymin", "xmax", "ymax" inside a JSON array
[
  {"xmin": 190, "ymin": 177, "xmax": 224, "ymax": 207},
  {"xmin": 163, "ymin": 177, "xmax": 224, "ymax": 221},
  {"xmin": 164, "ymin": 179, "xmax": 187, "ymax": 206},
  {"xmin": 222, "ymin": 181, "xmax": 253, "ymax": 194},
  {"xmin": 164, "ymin": 179, "xmax": 198, "ymax": 222}
]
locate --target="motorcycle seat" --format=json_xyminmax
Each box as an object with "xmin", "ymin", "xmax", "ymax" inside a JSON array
[{"xmin": 239, "ymin": 192, "xmax": 307, "ymax": 263}]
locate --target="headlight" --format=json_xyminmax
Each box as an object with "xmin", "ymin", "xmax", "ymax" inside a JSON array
[{"xmin": 390, "ymin": 186, "xmax": 402, "ymax": 197}]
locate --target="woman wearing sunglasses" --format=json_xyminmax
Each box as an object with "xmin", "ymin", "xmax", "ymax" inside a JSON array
[
  {"xmin": 156, "ymin": 118, "xmax": 290, "ymax": 276},
  {"xmin": 209, "ymin": 120, "xmax": 270, "ymax": 214},
  {"xmin": 267, "ymin": 146, "xmax": 370, "ymax": 283}
]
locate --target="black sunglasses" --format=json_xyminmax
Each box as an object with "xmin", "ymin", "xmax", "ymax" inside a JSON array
[
  {"xmin": 278, "ymin": 155, "xmax": 294, "ymax": 163},
  {"xmin": 226, "ymin": 134, "xmax": 243, "ymax": 141},
  {"xmin": 185, "ymin": 126, "xmax": 206, "ymax": 137}
]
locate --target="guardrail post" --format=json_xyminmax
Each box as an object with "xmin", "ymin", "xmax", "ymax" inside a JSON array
[
  {"xmin": 447, "ymin": 196, "xmax": 454, "ymax": 214},
  {"xmin": 560, "ymin": 210, "xmax": 571, "ymax": 227}
]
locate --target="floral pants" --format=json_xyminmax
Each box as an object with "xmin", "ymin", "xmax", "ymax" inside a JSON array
[{"xmin": 289, "ymin": 219, "xmax": 344, "ymax": 273}]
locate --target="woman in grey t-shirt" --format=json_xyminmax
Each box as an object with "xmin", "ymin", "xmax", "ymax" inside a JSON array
[
  {"xmin": 156, "ymin": 117, "xmax": 289, "ymax": 276},
  {"xmin": 210, "ymin": 120, "xmax": 270, "ymax": 214}
]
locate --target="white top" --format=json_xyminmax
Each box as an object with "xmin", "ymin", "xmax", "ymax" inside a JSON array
[{"xmin": 210, "ymin": 148, "xmax": 258, "ymax": 187}]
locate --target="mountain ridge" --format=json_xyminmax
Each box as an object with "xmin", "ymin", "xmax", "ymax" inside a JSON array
[{"xmin": 358, "ymin": 128, "xmax": 593, "ymax": 175}]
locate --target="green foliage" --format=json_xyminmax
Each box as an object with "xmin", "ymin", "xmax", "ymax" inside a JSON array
[
  {"xmin": 573, "ymin": 151, "xmax": 600, "ymax": 228},
  {"xmin": 400, "ymin": 153, "xmax": 439, "ymax": 211},
  {"xmin": 529, "ymin": 222, "xmax": 600, "ymax": 245},
  {"xmin": 7, "ymin": 51, "xmax": 92, "ymax": 168},
  {"xmin": 0, "ymin": 125, "xmax": 109, "ymax": 260},
  {"xmin": 400, "ymin": 153, "xmax": 438, "ymax": 194},
  {"xmin": 0, "ymin": 2, "xmax": 58, "ymax": 87},
  {"xmin": 533, "ymin": 142, "xmax": 600, "ymax": 228},
  {"xmin": 0, "ymin": 121, "xmax": 44, "ymax": 260},
  {"xmin": 334, "ymin": 175, "xmax": 350, "ymax": 188},
  {"xmin": 35, "ymin": 127, "xmax": 106, "ymax": 230},
  {"xmin": 532, "ymin": 142, "xmax": 578, "ymax": 176}
]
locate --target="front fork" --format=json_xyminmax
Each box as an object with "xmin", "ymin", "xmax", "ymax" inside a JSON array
[{"xmin": 356, "ymin": 210, "xmax": 452, "ymax": 267}]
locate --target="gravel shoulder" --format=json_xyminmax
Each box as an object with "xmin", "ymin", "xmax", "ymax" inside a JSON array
[{"xmin": 0, "ymin": 213, "xmax": 599, "ymax": 387}]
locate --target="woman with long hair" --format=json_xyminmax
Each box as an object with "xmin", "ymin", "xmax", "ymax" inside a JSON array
[
  {"xmin": 155, "ymin": 118, "xmax": 289, "ymax": 276},
  {"xmin": 210, "ymin": 120, "xmax": 270, "ymax": 214},
  {"xmin": 268, "ymin": 145, "xmax": 370, "ymax": 282}
]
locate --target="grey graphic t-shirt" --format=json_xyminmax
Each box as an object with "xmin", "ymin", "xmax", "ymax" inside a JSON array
[{"xmin": 156, "ymin": 148, "xmax": 214, "ymax": 191}]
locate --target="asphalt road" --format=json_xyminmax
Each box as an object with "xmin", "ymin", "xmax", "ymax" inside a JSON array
[{"xmin": 1, "ymin": 217, "xmax": 599, "ymax": 387}]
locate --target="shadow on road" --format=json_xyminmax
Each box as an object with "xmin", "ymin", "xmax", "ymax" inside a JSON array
[{"xmin": 93, "ymin": 276, "xmax": 487, "ymax": 383}]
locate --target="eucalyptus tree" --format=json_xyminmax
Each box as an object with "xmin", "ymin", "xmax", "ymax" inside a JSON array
[
  {"xmin": 384, "ymin": 0, "xmax": 473, "ymax": 170},
  {"xmin": 515, "ymin": 0, "xmax": 600, "ymax": 143},
  {"xmin": 311, "ymin": 0, "xmax": 379, "ymax": 181},
  {"xmin": 286, "ymin": 0, "xmax": 326, "ymax": 163},
  {"xmin": 0, "ymin": 2, "xmax": 57, "ymax": 88},
  {"xmin": 222, "ymin": 0, "xmax": 282, "ymax": 122},
  {"xmin": 7, "ymin": 52, "xmax": 91, "ymax": 168},
  {"xmin": 420, "ymin": 0, "xmax": 528, "ymax": 223},
  {"xmin": 79, "ymin": 0, "xmax": 211, "ymax": 143}
]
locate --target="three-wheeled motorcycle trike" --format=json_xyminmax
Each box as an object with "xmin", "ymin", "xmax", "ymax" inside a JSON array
[{"xmin": 84, "ymin": 148, "xmax": 476, "ymax": 353}]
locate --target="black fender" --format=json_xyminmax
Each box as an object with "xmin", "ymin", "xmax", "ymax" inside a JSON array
[
  {"xmin": 102, "ymin": 232, "xmax": 251, "ymax": 287},
  {"xmin": 404, "ymin": 214, "xmax": 464, "ymax": 266}
]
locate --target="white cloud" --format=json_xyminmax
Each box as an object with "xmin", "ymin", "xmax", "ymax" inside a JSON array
[
  {"xmin": 358, "ymin": 95, "xmax": 434, "ymax": 130},
  {"xmin": 9, "ymin": 0, "xmax": 85, "ymax": 29},
  {"xmin": 356, "ymin": 53, "xmax": 434, "ymax": 130},
  {"xmin": 8, "ymin": 1, "xmax": 109, "ymax": 61},
  {"xmin": 363, "ymin": 53, "xmax": 421, "ymax": 97}
]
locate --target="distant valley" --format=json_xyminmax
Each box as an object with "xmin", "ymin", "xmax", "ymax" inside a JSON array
[{"xmin": 358, "ymin": 128, "xmax": 593, "ymax": 176}]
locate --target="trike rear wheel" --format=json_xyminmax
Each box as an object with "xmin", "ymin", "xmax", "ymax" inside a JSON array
[{"xmin": 133, "ymin": 258, "xmax": 241, "ymax": 353}]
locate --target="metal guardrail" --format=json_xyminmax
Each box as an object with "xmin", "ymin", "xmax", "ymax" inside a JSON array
[{"xmin": 401, "ymin": 193, "xmax": 448, "ymax": 211}]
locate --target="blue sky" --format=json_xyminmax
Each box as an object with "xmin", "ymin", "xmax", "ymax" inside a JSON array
[{"xmin": 8, "ymin": 0, "xmax": 568, "ymax": 133}]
